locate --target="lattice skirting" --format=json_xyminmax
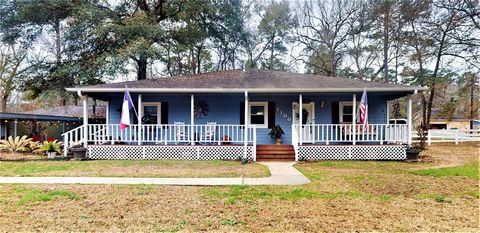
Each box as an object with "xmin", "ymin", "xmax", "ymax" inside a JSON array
[
  {"xmin": 298, "ymin": 145, "xmax": 406, "ymax": 160},
  {"xmin": 87, "ymin": 145, "xmax": 254, "ymax": 160}
]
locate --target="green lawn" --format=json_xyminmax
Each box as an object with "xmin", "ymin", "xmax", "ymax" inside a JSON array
[
  {"xmin": 0, "ymin": 160, "xmax": 270, "ymax": 178},
  {"xmin": 411, "ymin": 162, "xmax": 479, "ymax": 179}
]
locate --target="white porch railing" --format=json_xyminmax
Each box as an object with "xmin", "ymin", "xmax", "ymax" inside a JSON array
[
  {"xmin": 63, "ymin": 124, "xmax": 256, "ymax": 156},
  {"xmin": 292, "ymin": 124, "xmax": 409, "ymax": 145}
]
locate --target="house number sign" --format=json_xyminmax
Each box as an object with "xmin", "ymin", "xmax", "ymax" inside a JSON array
[{"xmin": 276, "ymin": 107, "xmax": 292, "ymax": 122}]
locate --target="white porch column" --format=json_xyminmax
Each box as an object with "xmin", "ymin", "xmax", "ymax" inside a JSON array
[
  {"xmin": 13, "ymin": 119, "xmax": 17, "ymax": 138},
  {"xmin": 244, "ymin": 91, "xmax": 248, "ymax": 159},
  {"xmin": 138, "ymin": 94, "xmax": 142, "ymax": 145},
  {"xmin": 352, "ymin": 94, "xmax": 357, "ymax": 145},
  {"xmin": 407, "ymin": 95, "xmax": 413, "ymax": 146},
  {"xmin": 299, "ymin": 94, "xmax": 303, "ymax": 145},
  {"xmin": 191, "ymin": 94, "xmax": 195, "ymax": 145},
  {"xmin": 83, "ymin": 95, "xmax": 88, "ymax": 147}
]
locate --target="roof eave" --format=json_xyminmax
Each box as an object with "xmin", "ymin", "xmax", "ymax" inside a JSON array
[{"xmin": 67, "ymin": 87, "xmax": 428, "ymax": 94}]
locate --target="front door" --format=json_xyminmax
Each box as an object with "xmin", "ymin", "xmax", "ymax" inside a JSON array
[{"xmin": 292, "ymin": 102, "xmax": 315, "ymax": 143}]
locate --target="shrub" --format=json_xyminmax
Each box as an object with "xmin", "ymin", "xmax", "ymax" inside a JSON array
[{"xmin": 0, "ymin": 136, "xmax": 35, "ymax": 153}]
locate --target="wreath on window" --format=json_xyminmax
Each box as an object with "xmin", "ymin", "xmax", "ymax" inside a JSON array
[
  {"xmin": 296, "ymin": 108, "xmax": 309, "ymax": 124},
  {"xmin": 194, "ymin": 100, "xmax": 209, "ymax": 118}
]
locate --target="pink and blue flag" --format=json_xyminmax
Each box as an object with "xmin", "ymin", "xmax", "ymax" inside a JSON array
[
  {"xmin": 120, "ymin": 87, "xmax": 134, "ymax": 130},
  {"xmin": 359, "ymin": 88, "xmax": 368, "ymax": 129}
]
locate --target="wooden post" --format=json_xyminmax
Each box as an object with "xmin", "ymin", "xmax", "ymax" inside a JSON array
[
  {"xmin": 138, "ymin": 94, "xmax": 142, "ymax": 145},
  {"xmin": 244, "ymin": 91, "xmax": 248, "ymax": 159},
  {"xmin": 191, "ymin": 94, "xmax": 195, "ymax": 145},
  {"xmin": 299, "ymin": 94, "xmax": 303, "ymax": 145},
  {"xmin": 352, "ymin": 94, "xmax": 357, "ymax": 145},
  {"xmin": 407, "ymin": 95, "xmax": 412, "ymax": 146},
  {"xmin": 83, "ymin": 95, "xmax": 88, "ymax": 147}
]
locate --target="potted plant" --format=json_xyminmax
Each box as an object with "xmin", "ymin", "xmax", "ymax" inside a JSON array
[
  {"xmin": 70, "ymin": 143, "xmax": 87, "ymax": 160},
  {"xmin": 268, "ymin": 125, "xmax": 285, "ymax": 145},
  {"xmin": 41, "ymin": 140, "xmax": 62, "ymax": 159},
  {"xmin": 223, "ymin": 135, "xmax": 231, "ymax": 145},
  {"xmin": 406, "ymin": 145, "xmax": 422, "ymax": 161}
]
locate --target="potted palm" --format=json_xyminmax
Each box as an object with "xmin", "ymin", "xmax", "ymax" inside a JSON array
[
  {"xmin": 41, "ymin": 140, "xmax": 62, "ymax": 158},
  {"xmin": 268, "ymin": 125, "xmax": 285, "ymax": 145},
  {"xmin": 70, "ymin": 143, "xmax": 87, "ymax": 160}
]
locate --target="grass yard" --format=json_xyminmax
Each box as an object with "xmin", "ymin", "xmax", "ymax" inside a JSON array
[
  {"xmin": 0, "ymin": 159, "xmax": 270, "ymax": 178},
  {"xmin": 0, "ymin": 144, "xmax": 478, "ymax": 231}
]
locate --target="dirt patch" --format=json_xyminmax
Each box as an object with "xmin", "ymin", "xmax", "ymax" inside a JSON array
[{"xmin": 0, "ymin": 152, "xmax": 44, "ymax": 161}]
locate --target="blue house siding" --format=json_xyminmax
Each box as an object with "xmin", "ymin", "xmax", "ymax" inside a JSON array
[{"xmin": 105, "ymin": 93, "xmax": 388, "ymax": 145}]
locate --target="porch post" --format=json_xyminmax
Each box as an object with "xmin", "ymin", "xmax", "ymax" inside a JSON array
[
  {"xmin": 299, "ymin": 94, "xmax": 303, "ymax": 145},
  {"xmin": 407, "ymin": 95, "xmax": 412, "ymax": 146},
  {"xmin": 191, "ymin": 94, "xmax": 195, "ymax": 145},
  {"xmin": 244, "ymin": 90, "xmax": 248, "ymax": 159},
  {"xmin": 83, "ymin": 95, "xmax": 88, "ymax": 147},
  {"xmin": 352, "ymin": 94, "xmax": 357, "ymax": 145},
  {"xmin": 13, "ymin": 119, "xmax": 17, "ymax": 138},
  {"xmin": 138, "ymin": 94, "xmax": 142, "ymax": 145},
  {"xmin": 105, "ymin": 101, "xmax": 110, "ymax": 143}
]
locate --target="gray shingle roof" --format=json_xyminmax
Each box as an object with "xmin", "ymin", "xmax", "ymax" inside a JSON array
[{"xmin": 68, "ymin": 69, "xmax": 425, "ymax": 93}]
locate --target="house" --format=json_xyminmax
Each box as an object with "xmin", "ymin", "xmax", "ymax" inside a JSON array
[
  {"xmin": 0, "ymin": 112, "xmax": 81, "ymax": 141},
  {"xmin": 413, "ymin": 108, "xmax": 477, "ymax": 130},
  {"xmin": 0, "ymin": 105, "xmax": 106, "ymax": 141},
  {"xmin": 64, "ymin": 69, "xmax": 426, "ymax": 161}
]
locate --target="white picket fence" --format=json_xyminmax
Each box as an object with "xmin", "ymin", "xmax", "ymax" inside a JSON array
[{"xmin": 426, "ymin": 129, "xmax": 480, "ymax": 145}]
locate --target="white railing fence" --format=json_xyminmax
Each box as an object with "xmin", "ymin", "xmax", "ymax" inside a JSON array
[
  {"xmin": 292, "ymin": 124, "xmax": 409, "ymax": 145},
  {"xmin": 64, "ymin": 124, "xmax": 256, "ymax": 147},
  {"xmin": 426, "ymin": 129, "xmax": 480, "ymax": 145}
]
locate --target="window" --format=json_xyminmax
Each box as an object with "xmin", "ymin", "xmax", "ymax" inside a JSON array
[
  {"xmin": 141, "ymin": 103, "xmax": 161, "ymax": 124},
  {"xmin": 339, "ymin": 101, "xmax": 360, "ymax": 123},
  {"xmin": 248, "ymin": 102, "xmax": 268, "ymax": 128}
]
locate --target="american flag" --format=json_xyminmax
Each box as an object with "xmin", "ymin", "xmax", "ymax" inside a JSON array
[{"xmin": 359, "ymin": 88, "xmax": 368, "ymax": 129}]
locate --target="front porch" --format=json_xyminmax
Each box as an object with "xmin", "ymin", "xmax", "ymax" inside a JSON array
[{"xmin": 63, "ymin": 122, "xmax": 410, "ymax": 161}]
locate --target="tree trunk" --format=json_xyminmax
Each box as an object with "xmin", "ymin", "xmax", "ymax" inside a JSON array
[
  {"xmin": 470, "ymin": 75, "xmax": 475, "ymax": 129},
  {"xmin": 55, "ymin": 20, "xmax": 61, "ymax": 66},
  {"xmin": 137, "ymin": 57, "xmax": 147, "ymax": 80},
  {"xmin": 383, "ymin": 9, "xmax": 389, "ymax": 83},
  {"xmin": 269, "ymin": 35, "xmax": 275, "ymax": 70},
  {"xmin": 0, "ymin": 95, "xmax": 7, "ymax": 112}
]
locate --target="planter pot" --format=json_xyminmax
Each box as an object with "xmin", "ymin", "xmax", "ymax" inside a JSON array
[
  {"xmin": 406, "ymin": 149, "xmax": 421, "ymax": 161},
  {"xmin": 275, "ymin": 138, "xmax": 282, "ymax": 145},
  {"xmin": 47, "ymin": 152, "xmax": 57, "ymax": 159},
  {"xmin": 71, "ymin": 147, "xmax": 87, "ymax": 160}
]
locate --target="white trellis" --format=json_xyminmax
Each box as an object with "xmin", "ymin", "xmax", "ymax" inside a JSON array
[
  {"xmin": 87, "ymin": 145, "xmax": 254, "ymax": 160},
  {"xmin": 298, "ymin": 145, "xmax": 406, "ymax": 160}
]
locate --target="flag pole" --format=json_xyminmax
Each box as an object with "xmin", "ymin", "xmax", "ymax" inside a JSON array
[{"xmin": 125, "ymin": 85, "xmax": 140, "ymax": 121}]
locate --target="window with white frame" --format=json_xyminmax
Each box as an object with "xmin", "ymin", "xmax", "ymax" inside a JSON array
[
  {"xmin": 248, "ymin": 102, "xmax": 268, "ymax": 128},
  {"xmin": 141, "ymin": 102, "xmax": 161, "ymax": 124},
  {"xmin": 339, "ymin": 101, "xmax": 360, "ymax": 123}
]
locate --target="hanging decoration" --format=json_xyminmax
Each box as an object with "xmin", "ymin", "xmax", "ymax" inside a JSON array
[
  {"xmin": 194, "ymin": 100, "xmax": 209, "ymax": 118},
  {"xmin": 392, "ymin": 99, "xmax": 401, "ymax": 119}
]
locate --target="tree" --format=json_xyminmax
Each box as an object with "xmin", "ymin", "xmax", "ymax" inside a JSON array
[
  {"xmin": 457, "ymin": 72, "xmax": 479, "ymax": 127},
  {"xmin": 0, "ymin": 43, "xmax": 27, "ymax": 111},
  {"xmin": 402, "ymin": 0, "xmax": 479, "ymax": 146},
  {"xmin": 0, "ymin": 0, "xmax": 79, "ymax": 105},
  {"xmin": 296, "ymin": 0, "xmax": 359, "ymax": 76},
  {"xmin": 243, "ymin": 0, "xmax": 294, "ymax": 70}
]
